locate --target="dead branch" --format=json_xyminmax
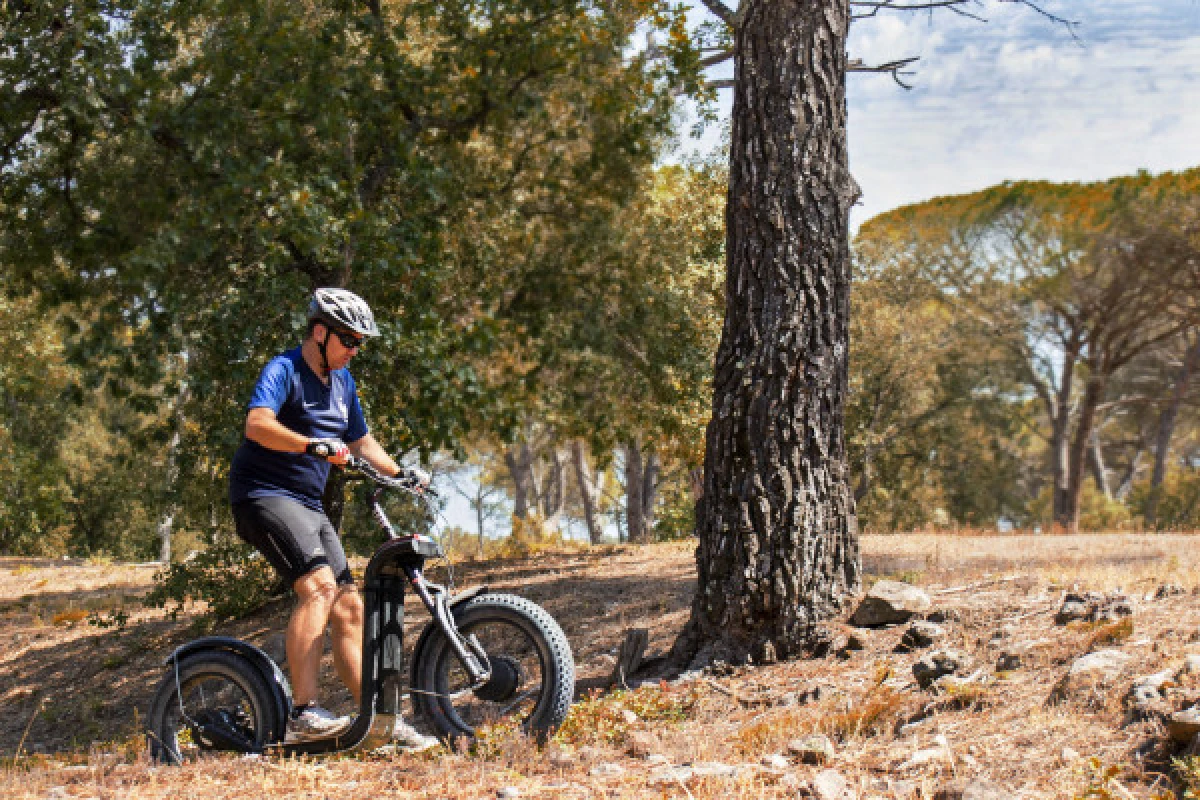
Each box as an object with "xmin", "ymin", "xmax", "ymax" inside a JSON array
[{"xmin": 848, "ymin": 56, "xmax": 921, "ymax": 88}]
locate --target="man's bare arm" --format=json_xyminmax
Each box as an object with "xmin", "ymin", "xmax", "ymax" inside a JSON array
[
  {"xmin": 245, "ymin": 408, "xmax": 351, "ymax": 464},
  {"xmin": 347, "ymin": 433, "xmax": 400, "ymax": 477}
]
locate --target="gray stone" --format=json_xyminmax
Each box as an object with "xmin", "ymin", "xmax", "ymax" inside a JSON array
[
  {"xmin": 589, "ymin": 763, "xmax": 626, "ymax": 778},
  {"xmin": 1180, "ymin": 655, "xmax": 1200, "ymax": 676},
  {"xmin": 1063, "ymin": 649, "xmax": 1132, "ymax": 692},
  {"xmin": 1061, "ymin": 747, "xmax": 1081, "ymax": 763},
  {"xmin": 851, "ymin": 581, "xmax": 932, "ymax": 627},
  {"xmin": 624, "ymin": 730, "xmax": 658, "ymax": 758},
  {"xmin": 925, "ymin": 608, "xmax": 962, "ymax": 624},
  {"xmin": 787, "ymin": 734, "xmax": 836, "ymax": 765},
  {"xmin": 810, "ymin": 769, "xmax": 852, "ymax": 800},
  {"xmin": 1169, "ymin": 708, "xmax": 1200, "ymax": 744},
  {"xmin": 901, "ymin": 621, "xmax": 946, "ymax": 650},
  {"xmin": 644, "ymin": 753, "xmax": 670, "ymax": 766},
  {"xmin": 691, "ymin": 762, "xmax": 739, "ymax": 778},
  {"xmin": 996, "ymin": 650, "xmax": 1022, "ymax": 671},
  {"xmin": 1055, "ymin": 599, "xmax": 1090, "ymax": 625},
  {"xmin": 496, "ymin": 788, "xmax": 520, "ymax": 799},
  {"xmin": 761, "ymin": 754, "xmax": 791, "ymax": 769},
  {"xmin": 646, "ymin": 767, "xmax": 693, "ymax": 787},
  {"xmin": 933, "ymin": 781, "xmax": 1008, "ymax": 800},
  {"xmin": 547, "ymin": 749, "xmax": 576, "ymax": 768},
  {"xmin": 914, "ymin": 649, "xmax": 972, "ymax": 689},
  {"xmin": 1056, "ymin": 591, "xmax": 1134, "ymax": 626},
  {"xmin": 619, "ymin": 708, "xmax": 639, "ymax": 724}
]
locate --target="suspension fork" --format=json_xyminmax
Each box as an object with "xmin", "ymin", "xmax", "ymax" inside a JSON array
[{"xmin": 403, "ymin": 564, "xmax": 491, "ymax": 686}]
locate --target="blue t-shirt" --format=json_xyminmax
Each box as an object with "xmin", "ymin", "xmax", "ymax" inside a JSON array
[{"xmin": 228, "ymin": 347, "xmax": 368, "ymax": 511}]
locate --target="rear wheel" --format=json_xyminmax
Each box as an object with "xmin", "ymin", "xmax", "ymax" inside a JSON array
[
  {"xmin": 146, "ymin": 650, "xmax": 280, "ymax": 764},
  {"xmin": 411, "ymin": 594, "xmax": 574, "ymax": 743}
]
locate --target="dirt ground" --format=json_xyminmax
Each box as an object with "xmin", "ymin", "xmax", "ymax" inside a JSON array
[{"xmin": 2, "ymin": 533, "xmax": 1199, "ymax": 798}]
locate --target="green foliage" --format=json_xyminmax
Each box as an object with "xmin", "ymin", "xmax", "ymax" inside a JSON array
[
  {"xmin": 554, "ymin": 683, "xmax": 699, "ymax": 747},
  {"xmin": 143, "ymin": 537, "xmax": 283, "ymax": 622},
  {"xmin": 1130, "ymin": 470, "xmax": 1200, "ymax": 530},
  {"xmin": 1175, "ymin": 755, "xmax": 1200, "ymax": 800}
]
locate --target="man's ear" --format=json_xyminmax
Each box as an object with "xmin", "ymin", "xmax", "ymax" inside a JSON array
[{"xmin": 314, "ymin": 322, "xmax": 327, "ymax": 344}]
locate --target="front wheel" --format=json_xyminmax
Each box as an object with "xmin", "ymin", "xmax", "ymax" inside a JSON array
[
  {"xmin": 411, "ymin": 594, "xmax": 574, "ymax": 743},
  {"xmin": 146, "ymin": 650, "xmax": 281, "ymax": 764}
]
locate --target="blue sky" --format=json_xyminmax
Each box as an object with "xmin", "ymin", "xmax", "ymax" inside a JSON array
[{"xmin": 684, "ymin": 0, "xmax": 1200, "ymax": 225}]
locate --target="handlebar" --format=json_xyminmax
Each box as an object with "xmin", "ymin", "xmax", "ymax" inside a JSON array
[{"xmin": 342, "ymin": 455, "xmax": 439, "ymax": 499}]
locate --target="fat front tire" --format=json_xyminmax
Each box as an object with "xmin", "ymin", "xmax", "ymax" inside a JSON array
[
  {"xmin": 146, "ymin": 650, "xmax": 280, "ymax": 764},
  {"xmin": 412, "ymin": 593, "xmax": 574, "ymax": 743}
]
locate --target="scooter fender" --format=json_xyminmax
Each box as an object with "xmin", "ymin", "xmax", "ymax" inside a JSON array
[
  {"xmin": 408, "ymin": 585, "xmax": 490, "ymax": 685},
  {"xmin": 166, "ymin": 636, "xmax": 293, "ymax": 733}
]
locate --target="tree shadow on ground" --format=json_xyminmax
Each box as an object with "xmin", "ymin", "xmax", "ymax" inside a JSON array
[{"xmin": 0, "ymin": 563, "xmax": 697, "ymax": 756}]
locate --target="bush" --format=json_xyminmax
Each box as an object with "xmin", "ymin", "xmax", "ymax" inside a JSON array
[
  {"xmin": 144, "ymin": 536, "xmax": 283, "ymax": 622},
  {"xmin": 1130, "ymin": 470, "xmax": 1200, "ymax": 530}
]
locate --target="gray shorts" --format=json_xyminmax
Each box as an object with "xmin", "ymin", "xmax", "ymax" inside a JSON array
[{"xmin": 232, "ymin": 496, "xmax": 353, "ymax": 587}]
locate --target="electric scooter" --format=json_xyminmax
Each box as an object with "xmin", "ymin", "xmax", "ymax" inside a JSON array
[{"xmin": 146, "ymin": 457, "xmax": 575, "ymax": 763}]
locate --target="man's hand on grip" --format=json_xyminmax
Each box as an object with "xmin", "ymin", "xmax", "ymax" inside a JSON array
[{"xmin": 306, "ymin": 438, "xmax": 350, "ymax": 465}]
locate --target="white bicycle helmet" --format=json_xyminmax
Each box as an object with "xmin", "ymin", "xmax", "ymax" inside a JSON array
[{"xmin": 307, "ymin": 288, "xmax": 379, "ymax": 337}]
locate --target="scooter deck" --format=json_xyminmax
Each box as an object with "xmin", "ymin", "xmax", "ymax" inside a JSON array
[{"xmin": 270, "ymin": 710, "xmax": 397, "ymax": 756}]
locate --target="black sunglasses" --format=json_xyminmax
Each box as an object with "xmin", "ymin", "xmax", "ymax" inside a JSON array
[{"xmin": 330, "ymin": 329, "xmax": 364, "ymax": 349}]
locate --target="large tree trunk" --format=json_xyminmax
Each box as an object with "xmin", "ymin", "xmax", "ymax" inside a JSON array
[
  {"xmin": 671, "ymin": 0, "xmax": 860, "ymax": 669},
  {"xmin": 571, "ymin": 440, "xmax": 606, "ymax": 545},
  {"xmin": 1146, "ymin": 332, "xmax": 1200, "ymax": 527}
]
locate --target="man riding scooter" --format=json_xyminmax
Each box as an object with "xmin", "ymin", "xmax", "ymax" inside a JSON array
[{"xmin": 227, "ymin": 287, "xmax": 438, "ymax": 750}]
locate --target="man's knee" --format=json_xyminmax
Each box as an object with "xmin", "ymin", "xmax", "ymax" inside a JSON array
[
  {"xmin": 294, "ymin": 567, "xmax": 339, "ymax": 607},
  {"xmin": 330, "ymin": 585, "xmax": 363, "ymax": 628}
]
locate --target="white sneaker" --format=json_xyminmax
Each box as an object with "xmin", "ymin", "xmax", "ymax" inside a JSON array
[
  {"xmin": 391, "ymin": 717, "xmax": 439, "ymax": 752},
  {"xmin": 285, "ymin": 705, "xmax": 353, "ymax": 742}
]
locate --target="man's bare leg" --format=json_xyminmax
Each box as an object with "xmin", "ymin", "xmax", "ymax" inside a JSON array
[
  {"xmin": 288, "ymin": 567, "xmax": 338, "ymax": 707},
  {"xmin": 329, "ymin": 584, "xmax": 364, "ymax": 706}
]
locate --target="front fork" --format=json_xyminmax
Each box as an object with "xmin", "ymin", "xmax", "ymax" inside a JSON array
[{"xmin": 404, "ymin": 565, "xmax": 491, "ymax": 687}]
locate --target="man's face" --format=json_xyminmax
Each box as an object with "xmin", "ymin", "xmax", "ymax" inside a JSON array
[{"xmin": 321, "ymin": 324, "xmax": 364, "ymax": 370}]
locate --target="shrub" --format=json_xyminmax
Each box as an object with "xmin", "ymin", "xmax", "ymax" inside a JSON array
[{"xmin": 144, "ymin": 536, "xmax": 283, "ymax": 622}]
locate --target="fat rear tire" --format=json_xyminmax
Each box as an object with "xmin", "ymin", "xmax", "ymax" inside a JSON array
[
  {"xmin": 146, "ymin": 650, "xmax": 280, "ymax": 764},
  {"xmin": 412, "ymin": 594, "xmax": 574, "ymax": 743}
]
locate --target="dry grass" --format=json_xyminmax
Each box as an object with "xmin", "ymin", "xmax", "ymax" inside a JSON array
[{"xmin": 3, "ymin": 533, "xmax": 1200, "ymax": 798}]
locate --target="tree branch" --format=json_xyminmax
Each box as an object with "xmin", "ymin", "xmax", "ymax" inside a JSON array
[
  {"xmin": 848, "ymin": 57, "xmax": 920, "ymax": 88},
  {"xmin": 698, "ymin": 0, "xmax": 736, "ymax": 27}
]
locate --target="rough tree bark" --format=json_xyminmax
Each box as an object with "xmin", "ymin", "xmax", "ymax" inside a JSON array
[{"xmin": 671, "ymin": 0, "xmax": 861, "ymax": 669}]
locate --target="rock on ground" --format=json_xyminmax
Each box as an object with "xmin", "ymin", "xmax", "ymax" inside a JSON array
[
  {"xmin": 933, "ymin": 780, "xmax": 1009, "ymax": 800},
  {"xmin": 1169, "ymin": 708, "xmax": 1200, "ymax": 743},
  {"xmin": 1061, "ymin": 649, "xmax": 1133, "ymax": 695},
  {"xmin": 851, "ymin": 581, "xmax": 932, "ymax": 627},
  {"xmin": 788, "ymin": 734, "xmax": 836, "ymax": 765},
  {"xmin": 914, "ymin": 649, "xmax": 972, "ymax": 689},
  {"xmin": 1055, "ymin": 591, "xmax": 1134, "ymax": 626},
  {"xmin": 799, "ymin": 769, "xmax": 853, "ymax": 800},
  {"xmin": 901, "ymin": 621, "xmax": 946, "ymax": 650}
]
